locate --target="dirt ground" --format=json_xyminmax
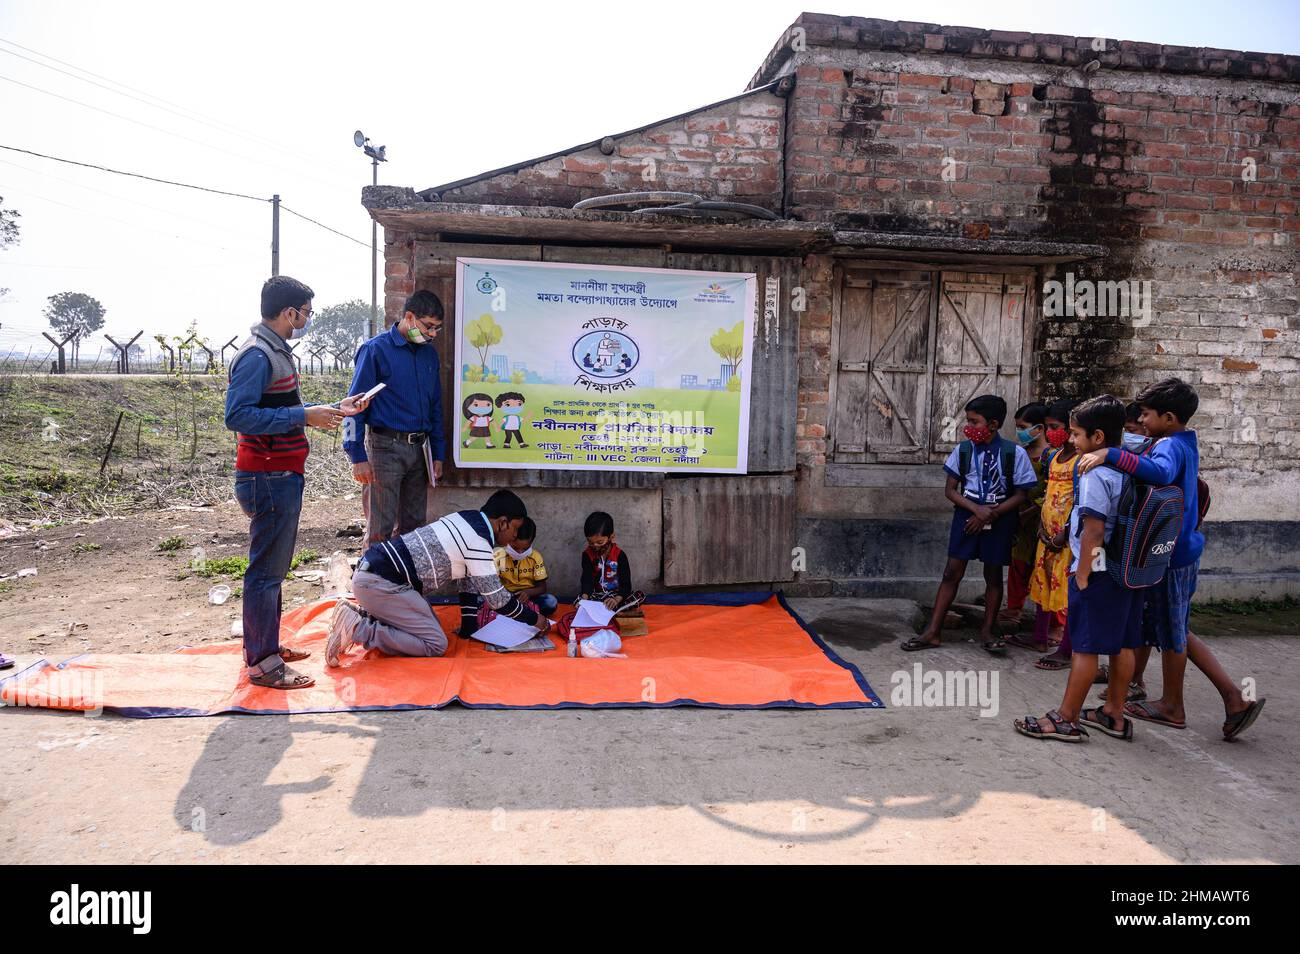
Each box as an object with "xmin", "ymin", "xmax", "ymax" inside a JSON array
[{"xmin": 0, "ymin": 499, "xmax": 1295, "ymax": 864}]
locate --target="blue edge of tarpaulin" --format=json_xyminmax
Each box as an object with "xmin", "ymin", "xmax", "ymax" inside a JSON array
[{"xmin": 0, "ymin": 591, "xmax": 884, "ymax": 719}]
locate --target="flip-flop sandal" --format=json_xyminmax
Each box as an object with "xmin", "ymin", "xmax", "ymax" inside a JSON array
[
  {"xmin": 1081, "ymin": 706, "xmax": 1134, "ymax": 740},
  {"xmin": 0, "ymin": 653, "xmax": 14, "ymax": 671},
  {"xmin": 1092, "ymin": 664, "xmax": 1110, "ymax": 685},
  {"xmin": 1222, "ymin": 698, "xmax": 1266, "ymax": 741},
  {"xmin": 1124, "ymin": 699, "xmax": 1185, "ymax": 729},
  {"xmin": 981, "ymin": 638, "xmax": 1008, "ymax": 655},
  {"xmin": 277, "ymin": 647, "xmax": 311, "ymax": 663},
  {"xmin": 1005, "ymin": 632, "xmax": 1049, "ymax": 652},
  {"xmin": 900, "ymin": 637, "xmax": 941, "ymax": 652},
  {"xmin": 1035, "ymin": 655, "xmax": 1070, "ymax": 671},
  {"xmin": 1014, "ymin": 710, "xmax": 1089, "ymax": 743}
]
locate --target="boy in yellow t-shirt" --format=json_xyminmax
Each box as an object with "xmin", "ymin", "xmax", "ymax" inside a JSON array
[{"xmin": 492, "ymin": 517, "xmax": 558, "ymax": 615}]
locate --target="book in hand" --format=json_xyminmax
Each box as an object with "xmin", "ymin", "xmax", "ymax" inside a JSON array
[{"xmin": 423, "ymin": 437, "xmax": 437, "ymax": 488}]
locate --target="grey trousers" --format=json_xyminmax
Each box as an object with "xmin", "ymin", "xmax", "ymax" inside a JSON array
[
  {"xmin": 351, "ymin": 568, "xmax": 448, "ymax": 658},
  {"xmin": 365, "ymin": 431, "xmax": 429, "ymax": 545}
]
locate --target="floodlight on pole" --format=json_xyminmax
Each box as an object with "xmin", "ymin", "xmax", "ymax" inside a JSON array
[{"xmin": 355, "ymin": 130, "xmax": 388, "ymax": 338}]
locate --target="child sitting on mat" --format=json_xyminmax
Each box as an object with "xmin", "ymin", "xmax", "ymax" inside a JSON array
[
  {"xmin": 493, "ymin": 516, "xmax": 558, "ymax": 616},
  {"xmin": 578, "ymin": 511, "xmax": 644, "ymax": 613}
]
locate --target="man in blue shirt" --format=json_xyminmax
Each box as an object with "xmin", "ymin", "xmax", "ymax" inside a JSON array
[{"xmin": 344, "ymin": 290, "xmax": 447, "ymax": 545}]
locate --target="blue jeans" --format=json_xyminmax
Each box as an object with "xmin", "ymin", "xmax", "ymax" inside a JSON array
[{"xmin": 234, "ymin": 469, "xmax": 304, "ymax": 668}]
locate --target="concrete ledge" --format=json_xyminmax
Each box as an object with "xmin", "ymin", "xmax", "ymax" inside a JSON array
[{"xmin": 785, "ymin": 572, "xmax": 1300, "ymax": 604}]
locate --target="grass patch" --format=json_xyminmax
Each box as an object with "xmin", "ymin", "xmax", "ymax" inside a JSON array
[
  {"xmin": 192, "ymin": 550, "xmax": 318, "ymax": 580},
  {"xmin": 157, "ymin": 535, "xmax": 186, "ymax": 552},
  {"xmin": 194, "ymin": 555, "xmax": 250, "ymax": 578},
  {"xmin": 0, "ymin": 374, "xmax": 355, "ymax": 521},
  {"xmin": 1191, "ymin": 595, "xmax": 1300, "ymax": 637},
  {"xmin": 71, "ymin": 542, "xmax": 102, "ymax": 553}
]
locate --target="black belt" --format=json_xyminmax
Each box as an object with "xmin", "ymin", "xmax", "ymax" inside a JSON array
[{"xmin": 371, "ymin": 426, "xmax": 427, "ymax": 444}]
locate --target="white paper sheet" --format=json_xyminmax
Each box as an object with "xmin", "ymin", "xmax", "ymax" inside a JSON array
[
  {"xmin": 572, "ymin": 599, "xmax": 617, "ymax": 628},
  {"xmin": 473, "ymin": 613, "xmax": 544, "ymax": 648}
]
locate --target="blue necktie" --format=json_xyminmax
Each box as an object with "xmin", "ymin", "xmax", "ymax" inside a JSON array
[{"xmin": 981, "ymin": 446, "xmax": 1000, "ymax": 503}]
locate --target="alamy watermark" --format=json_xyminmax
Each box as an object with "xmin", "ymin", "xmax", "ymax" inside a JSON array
[
  {"xmin": 1043, "ymin": 272, "xmax": 1153, "ymax": 328},
  {"xmin": 890, "ymin": 663, "xmax": 999, "ymax": 717}
]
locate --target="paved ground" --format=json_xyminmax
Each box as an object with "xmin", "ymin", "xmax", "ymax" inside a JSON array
[{"xmin": 2, "ymin": 594, "xmax": 1292, "ymax": 864}]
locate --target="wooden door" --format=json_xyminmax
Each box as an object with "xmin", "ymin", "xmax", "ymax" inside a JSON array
[
  {"xmin": 928, "ymin": 271, "xmax": 1029, "ymax": 460},
  {"xmin": 831, "ymin": 266, "xmax": 935, "ymax": 463}
]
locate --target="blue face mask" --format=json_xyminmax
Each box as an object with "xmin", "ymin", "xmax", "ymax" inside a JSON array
[
  {"xmin": 1016, "ymin": 426, "xmax": 1039, "ymax": 447},
  {"xmin": 1121, "ymin": 431, "xmax": 1149, "ymax": 452}
]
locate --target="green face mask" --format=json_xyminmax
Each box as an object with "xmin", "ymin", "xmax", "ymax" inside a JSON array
[{"xmin": 404, "ymin": 325, "xmax": 427, "ymax": 344}]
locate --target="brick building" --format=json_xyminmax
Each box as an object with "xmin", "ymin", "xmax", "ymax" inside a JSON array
[{"xmin": 364, "ymin": 13, "xmax": 1300, "ymax": 599}]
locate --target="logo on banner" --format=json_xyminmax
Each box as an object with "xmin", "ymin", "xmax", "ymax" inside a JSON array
[
  {"xmin": 573, "ymin": 330, "xmax": 640, "ymax": 378},
  {"xmin": 475, "ymin": 272, "xmax": 498, "ymax": 294},
  {"xmin": 694, "ymin": 282, "xmax": 735, "ymax": 304}
]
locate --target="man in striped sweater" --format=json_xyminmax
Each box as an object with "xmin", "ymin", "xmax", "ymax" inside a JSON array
[
  {"xmin": 326, "ymin": 489, "xmax": 551, "ymax": 664},
  {"xmin": 225, "ymin": 276, "xmax": 368, "ymax": 691}
]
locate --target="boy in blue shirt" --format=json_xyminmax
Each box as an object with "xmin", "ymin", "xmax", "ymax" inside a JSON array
[
  {"xmin": 1077, "ymin": 378, "xmax": 1265, "ymax": 740},
  {"xmin": 1015, "ymin": 395, "xmax": 1143, "ymax": 742},
  {"xmin": 902, "ymin": 395, "xmax": 1038, "ymax": 655}
]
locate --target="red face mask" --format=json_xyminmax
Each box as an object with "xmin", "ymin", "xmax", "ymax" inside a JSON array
[
  {"xmin": 1045, "ymin": 427, "xmax": 1068, "ymax": 448},
  {"xmin": 962, "ymin": 423, "xmax": 993, "ymax": 444}
]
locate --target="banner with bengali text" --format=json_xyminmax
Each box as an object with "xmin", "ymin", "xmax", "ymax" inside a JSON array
[{"xmin": 453, "ymin": 257, "xmax": 755, "ymax": 474}]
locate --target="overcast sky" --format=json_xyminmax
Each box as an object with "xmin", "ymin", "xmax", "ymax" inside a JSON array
[{"xmin": 2, "ymin": 0, "xmax": 1298, "ymax": 360}]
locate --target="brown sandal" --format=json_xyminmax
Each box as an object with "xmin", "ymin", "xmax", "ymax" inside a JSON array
[
  {"xmin": 277, "ymin": 647, "xmax": 311, "ymax": 663},
  {"xmin": 248, "ymin": 659, "xmax": 315, "ymax": 690}
]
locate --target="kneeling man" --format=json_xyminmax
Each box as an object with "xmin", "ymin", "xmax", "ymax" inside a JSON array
[{"xmin": 327, "ymin": 489, "xmax": 550, "ymax": 664}]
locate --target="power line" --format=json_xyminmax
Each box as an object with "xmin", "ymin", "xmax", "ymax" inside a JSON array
[
  {"xmin": 0, "ymin": 155, "xmax": 264, "ymax": 241},
  {"xmin": 1, "ymin": 143, "xmax": 370, "ymax": 247},
  {"xmin": 0, "ymin": 71, "xmax": 356, "ymax": 193},
  {"xmin": 0, "ymin": 36, "xmax": 360, "ymax": 181},
  {"xmin": 280, "ymin": 205, "xmax": 371, "ymax": 248},
  {"xmin": 0, "ymin": 143, "xmax": 263, "ymax": 201}
]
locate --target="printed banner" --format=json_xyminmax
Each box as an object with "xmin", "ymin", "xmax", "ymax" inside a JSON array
[{"xmin": 453, "ymin": 257, "xmax": 755, "ymax": 474}]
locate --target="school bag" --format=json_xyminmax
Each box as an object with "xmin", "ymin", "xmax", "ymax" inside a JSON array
[
  {"xmin": 1074, "ymin": 461, "xmax": 1184, "ymax": 589},
  {"xmin": 1130, "ymin": 435, "xmax": 1211, "ymax": 531},
  {"xmin": 956, "ymin": 439, "xmax": 1018, "ymax": 502}
]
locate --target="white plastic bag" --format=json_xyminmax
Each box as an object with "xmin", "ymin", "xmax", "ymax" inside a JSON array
[{"xmin": 579, "ymin": 629, "xmax": 626, "ymax": 658}]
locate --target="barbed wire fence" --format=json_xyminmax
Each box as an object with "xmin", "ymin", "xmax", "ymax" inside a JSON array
[{"xmin": 0, "ymin": 330, "xmax": 355, "ymax": 376}]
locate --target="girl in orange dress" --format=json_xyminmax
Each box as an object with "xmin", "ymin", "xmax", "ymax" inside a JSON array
[{"xmin": 1027, "ymin": 401, "xmax": 1078, "ymax": 669}]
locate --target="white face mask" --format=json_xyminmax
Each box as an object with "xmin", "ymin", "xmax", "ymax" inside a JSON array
[
  {"xmin": 506, "ymin": 544, "xmax": 533, "ymax": 560},
  {"xmin": 289, "ymin": 308, "xmax": 312, "ymax": 340}
]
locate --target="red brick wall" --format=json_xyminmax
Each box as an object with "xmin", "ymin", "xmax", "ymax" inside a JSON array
[
  {"xmin": 779, "ymin": 50, "xmax": 1300, "ymax": 481},
  {"xmin": 431, "ymin": 91, "xmax": 786, "ymax": 212}
]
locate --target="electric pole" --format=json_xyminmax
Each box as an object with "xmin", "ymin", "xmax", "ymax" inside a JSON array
[
  {"xmin": 355, "ymin": 130, "xmax": 387, "ymax": 338},
  {"xmin": 271, "ymin": 194, "xmax": 280, "ymax": 276}
]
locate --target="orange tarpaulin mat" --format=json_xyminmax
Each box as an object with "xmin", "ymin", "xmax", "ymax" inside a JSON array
[{"xmin": 0, "ymin": 593, "xmax": 881, "ymax": 717}]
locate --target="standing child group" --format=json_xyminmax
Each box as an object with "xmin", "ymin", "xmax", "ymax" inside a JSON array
[{"xmin": 900, "ymin": 380, "xmax": 1265, "ymax": 743}]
